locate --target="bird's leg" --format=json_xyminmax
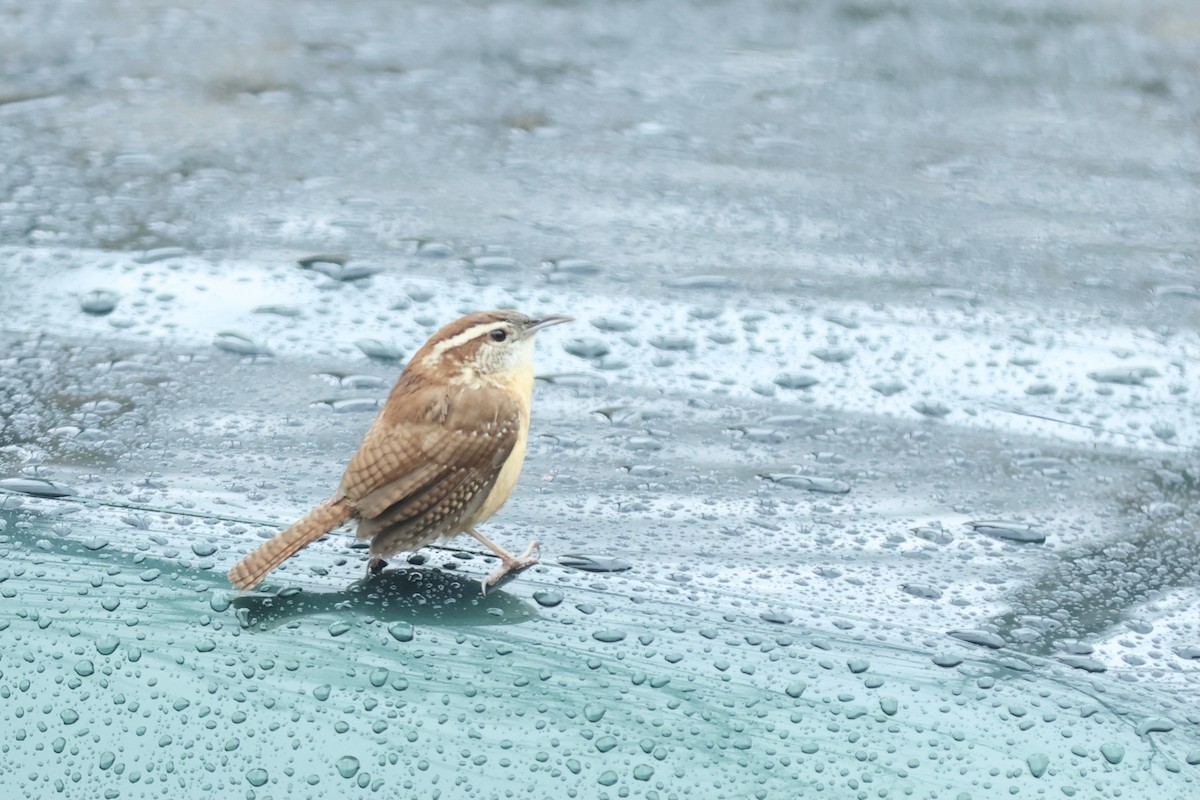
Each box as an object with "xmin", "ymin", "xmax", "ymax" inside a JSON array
[
  {"xmin": 468, "ymin": 528, "xmax": 539, "ymax": 593},
  {"xmin": 366, "ymin": 556, "xmax": 388, "ymax": 578}
]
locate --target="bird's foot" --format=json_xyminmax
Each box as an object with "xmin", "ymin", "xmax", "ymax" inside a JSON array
[
  {"xmin": 480, "ymin": 540, "xmax": 540, "ymax": 594},
  {"xmin": 366, "ymin": 556, "xmax": 389, "ymax": 578}
]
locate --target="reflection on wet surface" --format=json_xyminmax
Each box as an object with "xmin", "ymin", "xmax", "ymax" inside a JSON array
[
  {"xmin": 2, "ymin": 0, "xmax": 1199, "ymax": 796},
  {"xmin": 232, "ymin": 569, "xmax": 540, "ymax": 632}
]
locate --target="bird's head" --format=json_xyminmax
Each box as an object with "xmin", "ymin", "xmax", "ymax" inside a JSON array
[{"xmin": 409, "ymin": 310, "xmax": 572, "ymax": 384}]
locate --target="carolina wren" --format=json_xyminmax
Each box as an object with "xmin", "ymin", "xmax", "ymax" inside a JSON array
[{"xmin": 227, "ymin": 310, "xmax": 571, "ymax": 593}]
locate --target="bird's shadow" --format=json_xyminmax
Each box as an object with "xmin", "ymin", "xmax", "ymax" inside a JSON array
[{"xmin": 231, "ymin": 566, "xmax": 539, "ymax": 631}]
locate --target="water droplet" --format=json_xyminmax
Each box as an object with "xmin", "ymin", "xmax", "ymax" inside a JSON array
[
  {"xmin": 532, "ymin": 589, "xmax": 563, "ymax": 608},
  {"xmin": 597, "ymin": 770, "xmax": 619, "ymax": 786},
  {"xmin": 785, "ymin": 681, "xmax": 806, "ymax": 698},
  {"xmin": 870, "ymin": 380, "xmax": 906, "ymax": 396},
  {"xmin": 192, "ymin": 542, "xmax": 217, "ymax": 557},
  {"xmin": 537, "ymin": 372, "xmax": 607, "ymax": 388},
  {"xmin": 763, "ymin": 474, "xmax": 850, "ymax": 494},
  {"xmin": 417, "ymin": 241, "xmax": 452, "ymax": 257},
  {"xmin": 312, "ymin": 397, "xmax": 384, "ymax": 414},
  {"xmin": 355, "ymin": 339, "xmax": 403, "ymax": 361},
  {"xmin": 563, "ymin": 338, "xmax": 610, "ymax": 359},
  {"xmin": 625, "ymin": 436, "xmax": 663, "ymax": 452},
  {"xmin": 932, "ymin": 653, "xmax": 963, "ymax": 668},
  {"xmin": 336, "ymin": 756, "xmax": 360, "ymax": 778},
  {"xmin": 912, "ymin": 400, "xmax": 951, "ymax": 418},
  {"xmin": 83, "ymin": 537, "xmax": 109, "ymax": 551},
  {"xmin": 847, "ymin": 659, "xmax": 869, "ymax": 674},
  {"xmin": 558, "ymin": 554, "xmax": 632, "ymax": 572},
  {"xmin": 388, "ymin": 622, "xmax": 414, "ymax": 642},
  {"xmin": 545, "ymin": 257, "xmax": 600, "ymax": 276},
  {"xmin": 471, "ymin": 255, "xmax": 520, "ymax": 271},
  {"xmin": 590, "ymin": 317, "xmax": 634, "ymax": 332},
  {"xmin": 584, "ymin": 703, "xmax": 606, "ymax": 723},
  {"xmin": 902, "ymin": 583, "xmax": 942, "ymax": 600},
  {"xmin": 328, "ymin": 621, "xmax": 351, "ymax": 637},
  {"xmin": 648, "ymin": 335, "xmax": 695, "ymax": 351},
  {"xmin": 774, "ymin": 373, "xmax": 819, "ymax": 390},
  {"xmin": 81, "ymin": 289, "xmax": 119, "ymax": 315},
  {"xmin": 245, "ymin": 768, "xmax": 269, "ymax": 787},
  {"xmin": 593, "ymin": 629, "xmax": 626, "ymax": 643},
  {"xmin": 932, "ymin": 288, "xmax": 981, "ymax": 305},
  {"xmin": 880, "ymin": 697, "xmax": 898, "ymax": 716},
  {"xmin": 826, "ymin": 314, "xmax": 867, "ymax": 334},
  {"xmin": 947, "ymin": 630, "xmax": 1005, "ymax": 649},
  {"xmin": 1153, "ymin": 283, "xmax": 1198, "ymax": 297},
  {"xmin": 1057, "ymin": 655, "xmax": 1105, "ymax": 673},
  {"xmin": 1100, "ymin": 743, "xmax": 1124, "ymax": 765},
  {"xmin": 627, "ymin": 464, "xmax": 670, "ymax": 478},
  {"xmin": 313, "ymin": 684, "xmax": 331, "ymax": 701},
  {"xmin": 297, "ymin": 253, "xmax": 347, "ymax": 268},
  {"xmin": 1026, "ymin": 753, "xmax": 1049, "ymax": 778},
  {"xmin": 135, "ymin": 246, "xmax": 187, "ymax": 263},
  {"xmin": 1087, "ymin": 366, "xmax": 1159, "ymax": 385},
  {"xmin": 1151, "ymin": 422, "xmax": 1176, "ymax": 442},
  {"xmin": 1135, "ymin": 718, "xmax": 1175, "ymax": 737},
  {"xmin": 254, "ymin": 304, "xmax": 301, "ymax": 317},
  {"xmin": 811, "ymin": 347, "xmax": 854, "ymax": 363},
  {"xmin": 664, "ymin": 275, "xmax": 736, "ymax": 290},
  {"xmin": 0, "ymin": 477, "xmax": 75, "ymax": 498},
  {"xmin": 320, "ymin": 263, "xmax": 380, "ymax": 281},
  {"xmin": 335, "ymin": 374, "xmax": 387, "ymax": 390},
  {"xmin": 213, "ymin": 332, "xmax": 271, "ymax": 356},
  {"xmin": 74, "ymin": 660, "xmax": 94, "ymax": 677},
  {"xmin": 593, "ymin": 356, "xmax": 629, "ymax": 370},
  {"xmin": 967, "ymin": 520, "xmax": 1045, "ymax": 544},
  {"xmin": 96, "ymin": 636, "xmax": 119, "ymax": 655},
  {"xmin": 760, "ymin": 611, "xmax": 793, "ymax": 624},
  {"xmin": 633, "ymin": 764, "xmax": 654, "ymax": 781}
]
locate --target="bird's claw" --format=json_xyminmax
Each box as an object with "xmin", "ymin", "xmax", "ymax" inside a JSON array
[
  {"xmin": 365, "ymin": 556, "xmax": 389, "ymax": 578},
  {"xmin": 480, "ymin": 540, "xmax": 540, "ymax": 594}
]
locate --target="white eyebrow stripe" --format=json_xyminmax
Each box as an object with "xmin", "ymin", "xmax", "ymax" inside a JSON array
[{"xmin": 421, "ymin": 322, "xmax": 500, "ymax": 365}]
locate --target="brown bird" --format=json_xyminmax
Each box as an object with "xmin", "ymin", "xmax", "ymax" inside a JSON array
[{"xmin": 227, "ymin": 310, "xmax": 571, "ymax": 593}]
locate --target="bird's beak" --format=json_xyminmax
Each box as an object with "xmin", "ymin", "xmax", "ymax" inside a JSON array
[{"xmin": 523, "ymin": 315, "xmax": 573, "ymax": 338}]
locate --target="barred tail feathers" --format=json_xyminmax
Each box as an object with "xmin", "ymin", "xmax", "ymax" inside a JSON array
[{"xmin": 227, "ymin": 498, "xmax": 353, "ymax": 590}]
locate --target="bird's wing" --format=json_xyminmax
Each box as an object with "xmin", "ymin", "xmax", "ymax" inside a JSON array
[{"xmin": 339, "ymin": 383, "xmax": 523, "ymax": 527}]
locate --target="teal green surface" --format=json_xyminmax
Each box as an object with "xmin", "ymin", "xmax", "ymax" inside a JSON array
[{"xmin": 2, "ymin": 481, "xmax": 1198, "ymax": 798}]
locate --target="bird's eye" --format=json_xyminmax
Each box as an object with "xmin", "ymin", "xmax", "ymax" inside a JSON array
[{"xmin": 490, "ymin": 329, "xmax": 507, "ymax": 342}]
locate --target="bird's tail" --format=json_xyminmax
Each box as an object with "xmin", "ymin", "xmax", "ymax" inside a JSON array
[{"xmin": 227, "ymin": 498, "xmax": 353, "ymax": 591}]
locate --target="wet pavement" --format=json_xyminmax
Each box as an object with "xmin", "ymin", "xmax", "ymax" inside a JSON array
[{"xmin": 1, "ymin": 0, "xmax": 1199, "ymax": 798}]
